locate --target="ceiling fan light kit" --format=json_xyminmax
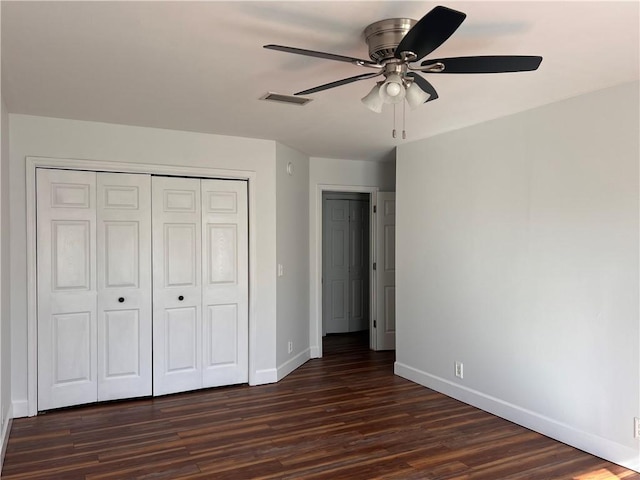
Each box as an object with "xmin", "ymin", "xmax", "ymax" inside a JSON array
[
  {"xmin": 361, "ymin": 83, "xmax": 385, "ymax": 113},
  {"xmin": 264, "ymin": 5, "xmax": 542, "ymax": 138},
  {"xmin": 379, "ymin": 73, "xmax": 406, "ymax": 104},
  {"xmin": 405, "ymin": 81, "xmax": 432, "ymax": 109}
]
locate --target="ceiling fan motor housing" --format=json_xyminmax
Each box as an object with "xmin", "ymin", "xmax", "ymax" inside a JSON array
[{"xmin": 363, "ymin": 18, "xmax": 417, "ymax": 62}]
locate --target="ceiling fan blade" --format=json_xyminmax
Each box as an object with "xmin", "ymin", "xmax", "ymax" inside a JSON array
[
  {"xmin": 406, "ymin": 73, "xmax": 438, "ymax": 102},
  {"xmin": 424, "ymin": 56, "xmax": 543, "ymax": 73},
  {"xmin": 295, "ymin": 71, "xmax": 383, "ymax": 96},
  {"xmin": 264, "ymin": 44, "xmax": 380, "ymax": 67},
  {"xmin": 395, "ymin": 6, "xmax": 466, "ymax": 61}
]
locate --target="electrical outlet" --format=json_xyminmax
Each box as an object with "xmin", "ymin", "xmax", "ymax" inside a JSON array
[
  {"xmin": 455, "ymin": 361, "xmax": 464, "ymax": 379},
  {"xmin": 634, "ymin": 417, "xmax": 640, "ymax": 438},
  {"xmin": 277, "ymin": 264, "xmax": 284, "ymax": 277},
  {"xmin": 287, "ymin": 341, "xmax": 293, "ymax": 354}
]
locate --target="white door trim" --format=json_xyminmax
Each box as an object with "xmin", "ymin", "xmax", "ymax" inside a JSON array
[
  {"xmin": 312, "ymin": 184, "xmax": 378, "ymax": 358},
  {"xmin": 26, "ymin": 156, "xmax": 258, "ymax": 416}
]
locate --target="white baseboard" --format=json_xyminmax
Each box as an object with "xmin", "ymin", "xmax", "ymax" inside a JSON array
[
  {"xmin": 277, "ymin": 348, "xmax": 311, "ymax": 381},
  {"xmin": 394, "ymin": 362, "xmax": 640, "ymax": 473},
  {"xmin": 310, "ymin": 345, "xmax": 320, "ymax": 358},
  {"xmin": 11, "ymin": 400, "xmax": 28, "ymax": 419},
  {"xmin": 0, "ymin": 404, "xmax": 13, "ymax": 474},
  {"xmin": 251, "ymin": 368, "xmax": 278, "ymax": 386}
]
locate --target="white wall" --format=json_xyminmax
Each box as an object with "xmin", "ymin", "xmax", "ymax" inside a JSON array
[
  {"xmin": 0, "ymin": 4, "xmax": 11, "ymax": 463},
  {"xmin": 9, "ymin": 114, "xmax": 278, "ymax": 414},
  {"xmin": 275, "ymin": 143, "xmax": 310, "ymax": 378},
  {"xmin": 395, "ymin": 81, "xmax": 640, "ymax": 470},
  {"xmin": 309, "ymin": 157, "xmax": 395, "ymax": 355},
  {"xmin": 310, "ymin": 157, "xmax": 396, "ymax": 191}
]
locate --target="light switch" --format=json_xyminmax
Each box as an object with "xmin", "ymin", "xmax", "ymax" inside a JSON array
[{"xmin": 278, "ymin": 264, "xmax": 284, "ymax": 277}]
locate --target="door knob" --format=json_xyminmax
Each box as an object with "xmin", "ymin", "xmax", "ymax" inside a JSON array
[
  {"xmin": 118, "ymin": 297, "xmax": 125, "ymax": 303},
  {"xmin": 178, "ymin": 295, "xmax": 184, "ymax": 301}
]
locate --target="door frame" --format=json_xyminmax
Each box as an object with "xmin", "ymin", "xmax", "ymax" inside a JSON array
[
  {"xmin": 312, "ymin": 185, "xmax": 378, "ymax": 358},
  {"xmin": 25, "ymin": 156, "xmax": 258, "ymax": 417}
]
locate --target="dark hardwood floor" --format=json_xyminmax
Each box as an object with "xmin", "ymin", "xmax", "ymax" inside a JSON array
[{"xmin": 3, "ymin": 332, "xmax": 638, "ymax": 479}]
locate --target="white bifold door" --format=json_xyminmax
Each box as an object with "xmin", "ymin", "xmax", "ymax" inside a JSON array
[
  {"xmin": 152, "ymin": 177, "xmax": 248, "ymax": 396},
  {"xmin": 37, "ymin": 169, "xmax": 152, "ymax": 410},
  {"xmin": 97, "ymin": 173, "xmax": 153, "ymax": 401},
  {"xmin": 37, "ymin": 169, "xmax": 248, "ymax": 410}
]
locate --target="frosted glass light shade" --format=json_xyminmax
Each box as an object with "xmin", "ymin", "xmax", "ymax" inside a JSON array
[
  {"xmin": 361, "ymin": 84, "xmax": 384, "ymax": 113},
  {"xmin": 405, "ymin": 82, "xmax": 431, "ymax": 109},
  {"xmin": 379, "ymin": 73, "xmax": 406, "ymax": 104}
]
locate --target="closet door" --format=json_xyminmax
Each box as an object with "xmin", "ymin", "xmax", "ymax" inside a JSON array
[
  {"xmin": 201, "ymin": 179, "xmax": 248, "ymax": 387},
  {"xmin": 349, "ymin": 201, "xmax": 368, "ymax": 332},
  {"xmin": 323, "ymin": 199, "xmax": 350, "ymax": 334},
  {"xmin": 97, "ymin": 173, "xmax": 152, "ymax": 401},
  {"xmin": 37, "ymin": 169, "xmax": 97, "ymax": 410},
  {"xmin": 152, "ymin": 177, "xmax": 203, "ymax": 395}
]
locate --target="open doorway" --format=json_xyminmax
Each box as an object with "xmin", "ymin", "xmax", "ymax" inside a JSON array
[
  {"xmin": 313, "ymin": 185, "xmax": 395, "ymax": 358},
  {"xmin": 322, "ymin": 192, "xmax": 370, "ymax": 340}
]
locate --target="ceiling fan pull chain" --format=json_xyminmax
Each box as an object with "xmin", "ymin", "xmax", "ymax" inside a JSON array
[
  {"xmin": 402, "ymin": 101, "xmax": 407, "ymax": 139},
  {"xmin": 392, "ymin": 103, "xmax": 397, "ymax": 138}
]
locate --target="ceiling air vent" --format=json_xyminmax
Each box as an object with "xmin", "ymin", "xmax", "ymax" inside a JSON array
[{"xmin": 260, "ymin": 92, "xmax": 312, "ymax": 106}]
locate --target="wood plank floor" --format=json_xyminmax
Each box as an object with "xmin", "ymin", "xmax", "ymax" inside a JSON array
[{"xmin": 3, "ymin": 332, "xmax": 639, "ymax": 479}]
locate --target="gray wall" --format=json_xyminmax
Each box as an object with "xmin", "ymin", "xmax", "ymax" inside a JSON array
[
  {"xmin": 1, "ymin": 93, "xmax": 13, "ymax": 459},
  {"xmin": 395, "ymin": 81, "xmax": 640, "ymax": 470},
  {"xmin": 275, "ymin": 143, "xmax": 310, "ymax": 377}
]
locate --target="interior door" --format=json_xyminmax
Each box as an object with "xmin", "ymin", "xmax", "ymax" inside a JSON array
[
  {"xmin": 323, "ymin": 199, "xmax": 349, "ymax": 333},
  {"xmin": 349, "ymin": 201, "xmax": 368, "ymax": 332},
  {"xmin": 37, "ymin": 168, "xmax": 98, "ymax": 410},
  {"xmin": 152, "ymin": 176, "xmax": 203, "ymax": 395},
  {"xmin": 97, "ymin": 173, "xmax": 152, "ymax": 401},
  {"xmin": 376, "ymin": 192, "xmax": 396, "ymax": 350},
  {"xmin": 201, "ymin": 179, "xmax": 248, "ymax": 387}
]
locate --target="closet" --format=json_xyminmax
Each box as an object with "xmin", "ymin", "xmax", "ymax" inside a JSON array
[
  {"xmin": 322, "ymin": 194, "xmax": 370, "ymax": 334},
  {"xmin": 36, "ymin": 168, "xmax": 248, "ymax": 411}
]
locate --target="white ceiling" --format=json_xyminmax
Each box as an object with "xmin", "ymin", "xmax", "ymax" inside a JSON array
[{"xmin": 2, "ymin": 1, "xmax": 638, "ymax": 161}]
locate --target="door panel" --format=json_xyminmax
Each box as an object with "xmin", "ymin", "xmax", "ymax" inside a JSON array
[
  {"xmin": 153, "ymin": 176, "xmax": 203, "ymax": 396},
  {"xmin": 201, "ymin": 179, "xmax": 248, "ymax": 387},
  {"xmin": 52, "ymin": 312, "xmax": 92, "ymax": 384},
  {"xmin": 104, "ymin": 222, "xmax": 139, "ymax": 288},
  {"xmin": 349, "ymin": 201, "xmax": 368, "ymax": 332},
  {"xmin": 331, "ymin": 281, "xmax": 346, "ymax": 318},
  {"xmin": 384, "ymin": 287, "xmax": 396, "ymax": 332},
  {"xmin": 97, "ymin": 172, "xmax": 152, "ymax": 401},
  {"xmin": 207, "ymin": 225, "xmax": 237, "ymax": 284},
  {"xmin": 103, "ymin": 309, "xmax": 140, "ymax": 377},
  {"xmin": 206, "ymin": 304, "xmax": 238, "ymax": 366},
  {"xmin": 166, "ymin": 307, "xmax": 198, "ymax": 372},
  {"xmin": 323, "ymin": 199, "xmax": 350, "ymax": 333},
  {"xmin": 376, "ymin": 192, "xmax": 396, "ymax": 350},
  {"xmin": 37, "ymin": 169, "xmax": 98, "ymax": 410},
  {"xmin": 164, "ymin": 224, "xmax": 198, "ymax": 286},
  {"xmin": 51, "ymin": 221, "xmax": 91, "ymax": 290}
]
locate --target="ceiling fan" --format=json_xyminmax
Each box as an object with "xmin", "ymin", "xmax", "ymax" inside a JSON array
[{"xmin": 264, "ymin": 5, "xmax": 542, "ymax": 115}]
